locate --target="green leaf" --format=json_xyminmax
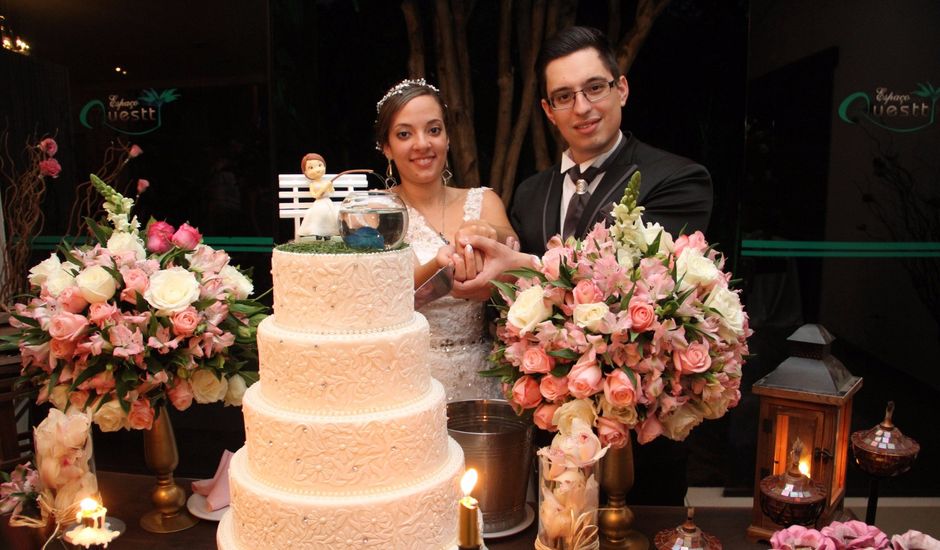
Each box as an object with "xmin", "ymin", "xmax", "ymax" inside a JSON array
[
  {"xmin": 229, "ymin": 301, "xmax": 268, "ymax": 316},
  {"xmin": 239, "ymin": 370, "xmax": 260, "ymax": 386},
  {"xmin": 478, "ymin": 363, "xmax": 514, "ymax": 379},
  {"xmin": 69, "ymin": 361, "xmax": 107, "ymax": 391},
  {"xmin": 84, "ymin": 216, "xmax": 112, "ymax": 246},
  {"xmin": 504, "ymin": 268, "xmax": 546, "ymax": 282},
  {"xmin": 620, "ymin": 366, "xmax": 638, "ymax": 387},
  {"xmin": 547, "ymin": 348, "xmax": 579, "ymax": 360},
  {"xmin": 550, "ymin": 363, "xmax": 573, "ymax": 377},
  {"xmin": 58, "ymin": 245, "xmax": 83, "ymax": 267},
  {"xmin": 490, "ymin": 280, "xmax": 517, "ymax": 302},
  {"xmin": 11, "ymin": 313, "xmax": 40, "ymax": 328},
  {"xmin": 646, "ymin": 229, "xmax": 663, "ymax": 256},
  {"xmin": 100, "ymin": 264, "xmax": 124, "ymax": 286}
]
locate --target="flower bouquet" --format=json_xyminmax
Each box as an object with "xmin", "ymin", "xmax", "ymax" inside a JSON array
[
  {"xmin": 2, "ymin": 174, "xmax": 268, "ymax": 431},
  {"xmin": 1, "ymin": 463, "xmax": 41, "ymax": 526},
  {"xmin": 485, "ymin": 172, "xmax": 751, "ymax": 446},
  {"xmin": 770, "ymin": 522, "xmax": 940, "ymax": 550}
]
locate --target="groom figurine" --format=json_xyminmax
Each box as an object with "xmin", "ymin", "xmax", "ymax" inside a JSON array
[
  {"xmin": 455, "ymin": 26, "xmax": 712, "ymax": 506},
  {"xmin": 511, "ymin": 26, "xmax": 712, "ymax": 255}
]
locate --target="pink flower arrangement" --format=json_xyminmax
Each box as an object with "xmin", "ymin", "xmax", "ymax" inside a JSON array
[
  {"xmin": 486, "ymin": 173, "xmax": 751, "ymax": 446},
  {"xmin": 770, "ymin": 522, "xmax": 939, "ymax": 550},
  {"xmin": 0, "ymin": 463, "xmax": 41, "ymax": 519},
  {"xmin": 2, "ymin": 175, "xmax": 268, "ymax": 432}
]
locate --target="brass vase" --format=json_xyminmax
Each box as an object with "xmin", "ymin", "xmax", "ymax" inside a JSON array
[
  {"xmin": 140, "ymin": 407, "xmax": 198, "ymax": 533},
  {"xmin": 597, "ymin": 440, "xmax": 649, "ymax": 549}
]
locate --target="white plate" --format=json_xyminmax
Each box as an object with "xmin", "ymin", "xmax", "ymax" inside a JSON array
[
  {"xmin": 483, "ymin": 502, "xmax": 535, "ymax": 539},
  {"xmin": 186, "ymin": 493, "xmax": 228, "ymax": 521}
]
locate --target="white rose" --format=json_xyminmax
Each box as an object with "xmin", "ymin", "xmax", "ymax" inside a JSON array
[
  {"xmin": 552, "ymin": 398, "xmax": 597, "ymax": 435},
  {"xmin": 144, "ymin": 267, "xmax": 201, "ymax": 315},
  {"xmin": 641, "ymin": 222, "xmax": 674, "ymax": 254},
  {"xmin": 219, "ymin": 265, "xmax": 253, "ymax": 300},
  {"xmin": 223, "ymin": 374, "xmax": 247, "ymax": 406},
  {"xmin": 29, "ymin": 253, "xmax": 62, "ymax": 286},
  {"xmin": 507, "ymin": 285, "xmax": 552, "ymax": 334},
  {"xmin": 676, "ymin": 248, "xmax": 720, "ymax": 291},
  {"xmin": 44, "ymin": 269, "xmax": 77, "ymax": 298},
  {"xmin": 106, "ymin": 231, "xmax": 146, "ymax": 261},
  {"xmin": 704, "ymin": 286, "xmax": 746, "ymax": 337},
  {"xmin": 191, "ymin": 370, "xmax": 228, "ymax": 404},
  {"xmin": 93, "ymin": 400, "xmax": 127, "ymax": 432},
  {"xmin": 75, "ymin": 265, "xmax": 118, "ymax": 303},
  {"xmin": 572, "ymin": 302, "xmax": 609, "ymax": 332},
  {"xmin": 661, "ymin": 403, "xmax": 705, "ymax": 441}
]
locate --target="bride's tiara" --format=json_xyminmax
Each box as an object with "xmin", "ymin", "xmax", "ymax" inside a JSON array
[{"xmin": 375, "ymin": 78, "xmax": 440, "ymax": 114}]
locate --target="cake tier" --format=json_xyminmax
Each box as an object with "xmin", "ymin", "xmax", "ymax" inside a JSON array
[
  {"xmin": 271, "ymin": 246, "xmax": 413, "ymax": 332},
  {"xmin": 243, "ymin": 379, "xmax": 449, "ymax": 494},
  {"xmin": 219, "ymin": 441, "xmax": 463, "ymax": 550},
  {"xmin": 257, "ymin": 313, "xmax": 430, "ymax": 413}
]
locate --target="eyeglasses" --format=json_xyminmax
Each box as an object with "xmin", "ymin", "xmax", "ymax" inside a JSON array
[{"xmin": 547, "ymin": 79, "xmax": 617, "ymax": 110}]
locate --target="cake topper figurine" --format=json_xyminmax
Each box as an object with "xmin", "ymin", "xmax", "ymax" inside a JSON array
[{"xmin": 297, "ymin": 153, "xmax": 340, "ymax": 239}]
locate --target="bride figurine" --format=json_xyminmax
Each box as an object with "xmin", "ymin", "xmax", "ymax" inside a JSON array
[{"xmin": 297, "ymin": 153, "xmax": 340, "ymax": 238}]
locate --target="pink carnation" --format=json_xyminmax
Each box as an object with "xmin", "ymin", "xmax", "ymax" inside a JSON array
[
  {"xmin": 39, "ymin": 137, "xmax": 58, "ymax": 156},
  {"xmin": 39, "ymin": 158, "xmax": 62, "ymax": 178},
  {"xmin": 128, "ymin": 144, "xmax": 143, "ymax": 158},
  {"xmin": 136, "ymin": 178, "xmax": 150, "ymax": 194}
]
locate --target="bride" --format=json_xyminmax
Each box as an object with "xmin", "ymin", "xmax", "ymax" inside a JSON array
[{"xmin": 374, "ymin": 78, "xmax": 517, "ymax": 402}]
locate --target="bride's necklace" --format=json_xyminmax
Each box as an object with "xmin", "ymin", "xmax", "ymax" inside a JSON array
[{"xmin": 399, "ymin": 183, "xmax": 449, "ymax": 245}]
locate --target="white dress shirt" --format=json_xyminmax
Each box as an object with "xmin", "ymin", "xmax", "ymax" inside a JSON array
[{"xmin": 558, "ymin": 131, "xmax": 624, "ymax": 232}]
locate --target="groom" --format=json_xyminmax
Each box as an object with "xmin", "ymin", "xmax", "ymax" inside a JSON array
[{"xmin": 455, "ymin": 26, "xmax": 713, "ymax": 506}]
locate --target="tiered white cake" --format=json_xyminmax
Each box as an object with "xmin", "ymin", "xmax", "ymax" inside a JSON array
[{"xmin": 217, "ymin": 246, "xmax": 464, "ymax": 549}]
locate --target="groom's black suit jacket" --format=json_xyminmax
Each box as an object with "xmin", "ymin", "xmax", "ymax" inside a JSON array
[
  {"xmin": 507, "ymin": 133, "xmax": 712, "ymax": 505},
  {"xmin": 509, "ymin": 133, "xmax": 712, "ymax": 255}
]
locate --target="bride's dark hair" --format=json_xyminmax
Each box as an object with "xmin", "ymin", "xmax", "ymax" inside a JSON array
[{"xmin": 374, "ymin": 79, "xmax": 447, "ymax": 153}]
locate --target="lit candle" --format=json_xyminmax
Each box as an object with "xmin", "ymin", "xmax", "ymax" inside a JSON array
[
  {"xmin": 76, "ymin": 498, "xmax": 106, "ymax": 529},
  {"xmin": 457, "ymin": 469, "xmax": 481, "ymax": 550}
]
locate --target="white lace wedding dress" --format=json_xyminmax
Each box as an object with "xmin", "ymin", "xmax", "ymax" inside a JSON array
[{"xmin": 404, "ymin": 187, "xmax": 503, "ymax": 402}]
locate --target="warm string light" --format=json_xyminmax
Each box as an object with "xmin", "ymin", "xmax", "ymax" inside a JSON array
[{"xmin": 0, "ymin": 14, "xmax": 30, "ymax": 55}]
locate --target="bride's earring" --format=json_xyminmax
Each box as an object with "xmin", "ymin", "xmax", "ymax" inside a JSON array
[
  {"xmin": 385, "ymin": 158, "xmax": 398, "ymax": 188},
  {"xmin": 441, "ymin": 160, "xmax": 453, "ymax": 187}
]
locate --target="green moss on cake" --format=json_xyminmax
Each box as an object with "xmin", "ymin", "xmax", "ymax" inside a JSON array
[{"xmin": 277, "ymin": 239, "xmax": 408, "ymax": 254}]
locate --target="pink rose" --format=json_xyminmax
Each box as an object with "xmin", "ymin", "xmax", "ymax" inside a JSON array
[
  {"xmin": 171, "ymin": 223, "xmax": 202, "ymax": 250},
  {"xmin": 136, "ymin": 178, "xmax": 150, "ymax": 194},
  {"xmin": 567, "ymin": 362, "xmax": 603, "ymax": 399},
  {"xmin": 48, "ymin": 311, "xmax": 89, "ymax": 341},
  {"xmin": 39, "ymin": 158, "xmax": 62, "ymax": 178},
  {"xmin": 770, "ymin": 525, "xmax": 835, "ymax": 550},
  {"xmin": 673, "ymin": 231, "xmax": 708, "ymax": 257},
  {"xmin": 673, "ymin": 342, "xmax": 712, "ymax": 374},
  {"xmin": 628, "ymin": 299, "xmax": 655, "ymax": 332},
  {"xmin": 39, "ymin": 138, "xmax": 58, "ymax": 156},
  {"xmin": 636, "ymin": 416, "xmax": 664, "ymax": 445},
  {"xmin": 597, "ymin": 416, "xmax": 629, "ymax": 448},
  {"xmin": 48, "ymin": 338, "xmax": 76, "ymax": 360},
  {"xmin": 171, "ymin": 307, "xmax": 200, "ymax": 337},
  {"xmin": 128, "ymin": 144, "xmax": 143, "ymax": 158},
  {"xmin": 87, "ymin": 302, "xmax": 120, "ymax": 327},
  {"xmin": 540, "ymin": 245, "xmax": 572, "ymax": 281},
  {"xmin": 572, "ymin": 280, "xmax": 603, "ymax": 305},
  {"xmin": 533, "ymin": 403, "xmax": 560, "ymax": 431},
  {"xmin": 821, "ymin": 520, "xmax": 889, "ymax": 550},
  {"xmin": 57, "ymin": 285, "xmax": 88, "ymax": 314},
  {"xmin": 127, "ymin": 398, "xmax": 155, "ymax": 430},
  {"xmin": 511, "ymin": 376, "xmax": 542, "ymax": 409},
  {"xmin": 120, "ymin": 267, "xmax": 150, "ymax": 303},
  {"xmin": 539, "ymin": 375, "xmax": 570, "ymax": 402},
  {"xmin": 604, "ymin": 368, "xmax": 638, "ymax": 407},
  {"xmin": 146, "ymin": 221, "xmax": 175, "ymax": 254},
  {"xmin": 521, "ymin": 347, "xmax": 554, "ymax": 374}
]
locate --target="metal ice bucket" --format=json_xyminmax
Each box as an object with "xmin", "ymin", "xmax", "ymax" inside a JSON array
[{"xmin": 447, "ymin": 399, "xmax": 533, "ymax": 534}]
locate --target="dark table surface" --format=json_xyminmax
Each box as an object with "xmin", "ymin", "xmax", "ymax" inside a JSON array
[{"xmin": 7, "ymin": 471, "xmax": 768, "ymax": 549}]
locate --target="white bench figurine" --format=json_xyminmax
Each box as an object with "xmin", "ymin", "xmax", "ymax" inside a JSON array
[{"xmin": 278, "ymin": 156, "xmax": 368, "ymax": 241}]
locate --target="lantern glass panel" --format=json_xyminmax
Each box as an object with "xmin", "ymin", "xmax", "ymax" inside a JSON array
[{"xmin": 770, "ymin": 406, "xmax": 823, "ymax": 480}]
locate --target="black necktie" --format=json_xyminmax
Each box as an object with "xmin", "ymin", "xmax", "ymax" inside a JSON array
[{"xmin": 562, "ymin": 163, "xmax": 603, "ymax": 239}]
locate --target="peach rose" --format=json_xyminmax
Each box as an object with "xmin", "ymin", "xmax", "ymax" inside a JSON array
[
  {"xmin": 673, "ymin": 342, "xmax": 712, "ymax": 375},
  {"xmin": 171, "ymin": 307, "xmax": 200, "ymax": 337},
  {"xmin": 521, "ymin": 347, "xmax": 554, "ymax": 374},
  {"xmin": 539, "ymin": 375, "xmax": 570, "ymax": 402},
  {"xmin": 603, "ymin": 368, "xmax": 638, "ymax": 407},
  {"xmin": 597, "ymin": 416, "xmax": 629, "ymax": 448},
  {"xmin": 167, "ymin": 379, "xmax": 194, "ymax": 411},
  {"xmin": 628, "ymin": 299, "xmax": 655, "ymax": 332},
  {"xmin": 511, "ymin": 376, "xmax": 542, "ymax": 409},
  {"xmin": 127, "ymin": 398, "xmax": 155, "ymax": 430},
  {"xmin": 636, "ymin": 416, "xmax": 664, "ymax": 445},
  {"xmin": 533, "ymin": 403, "xmax": 560, "ymax": 431},
  {"xmin": 57, "ymin": 286, "xmax": 88, "ymax": 314},
  {"xmin": 48, "ymin": 311, "xmax": 89, "ymax": 341}
]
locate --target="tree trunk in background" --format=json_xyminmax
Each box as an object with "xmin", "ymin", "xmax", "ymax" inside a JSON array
[
  {"xmin": 489, "ymin": 0, "xmax": 515, "ymax": 188},
  {"xmin": 616, "ymin": 0, "xmax": 671, "ymax": 75},
  {"xmin": 401, "ymin": 0, "xmax": 425, "ymax": 79}
]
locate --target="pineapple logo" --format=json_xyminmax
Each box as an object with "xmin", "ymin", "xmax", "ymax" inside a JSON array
[{"xmin": 79, "ymin": 88, "xmax": 181, "ymax": 135}]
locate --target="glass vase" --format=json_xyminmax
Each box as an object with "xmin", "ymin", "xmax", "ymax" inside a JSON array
[
  {"xmin": 536, "ymin": 450, "xmax": 600, "ymax": 550},
  {"xmin": 33, "ymin": 410, "xmax": 99, "ymax": 531}
]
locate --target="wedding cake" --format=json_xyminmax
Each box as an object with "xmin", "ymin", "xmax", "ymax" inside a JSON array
[{"xmin": 217, "ymin": 245, "xmax": 464, "ymax": 549}]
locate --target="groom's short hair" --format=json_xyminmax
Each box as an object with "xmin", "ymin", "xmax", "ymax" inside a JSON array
[{"xmin": 535, "ymin": 26, "xmax": 621, "ymax": 98}]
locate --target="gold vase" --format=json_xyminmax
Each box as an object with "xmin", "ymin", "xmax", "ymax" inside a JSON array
[
  {"xmin": 597, "ymin": 439, "xmax": 649, "ymax": 549},
  {"xmin": 140, "ymin": 407, "xmax": 199, "ymax": 533}
]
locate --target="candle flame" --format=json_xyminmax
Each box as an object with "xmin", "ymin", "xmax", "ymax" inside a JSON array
[
  {"xmin": 798, "ymin": 459, "xmax": 810, "ymax": 477},
  {"xmin": 460, "ymin": 468, "xmax": 478, "ymax": 496},
  {"xmin": 79, "ymin": 498, "xmax": 99, "ymax": 513}
]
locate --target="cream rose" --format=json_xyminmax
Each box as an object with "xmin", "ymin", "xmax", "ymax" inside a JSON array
[
  {"xmin": 640, "ymin": 222, "xmax": 674, "ymax": 254},
  {"xmin": 572, "ymin": 302, "xmax": 609, "ymax": 332},
  {"xmin": 144, "ymin": 267, "xmax": 201, "ymax": 315},
  {"xmin": 219, "ymin": 265, "xmax": 253, "ymax": 300},
  {"xmin": 552, "ymin": 398, "xmax": 597, "ymax": 435},
  {"xmin": 93, "ymin": 399, "xmax": 127, "ymax": 432},
  {"xmin": 191, "ymin": 369, "xmax": 228, "ymax": 404},
  {"xmin": 29, "ymin": 253, "xmax": 62, "ymax": 286},
  {"xmin": 44, "ymin": 269, "xmax": 77, "ymax": 298},
  {"xmin": 75, "ymin": 265, "xmax": 118, "ymax": 303},
  {"xmin": 661, "ymin": 403, "xmax": 706, "ymax": 441},
  {"xmin": 106, "ymin": 231, "xmax": 146, "ymax": 261},
  {"xmin": 676, "ymin": 248, "xmax": 720, "ymax": 291},
  {"xmin": 223, "ymin": 374, "xmax": 248, "ymax": 406},
  {"xmin": 507, "ymin": 285, "xmax": 552, "ymax": 334},
  {"xmin": 704, "ymin": 286, "xmax": 746, "ymax": 337}
]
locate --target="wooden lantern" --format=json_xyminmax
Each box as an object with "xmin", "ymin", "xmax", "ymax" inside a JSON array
[{"xmin": 746, "ymin": 324, "xmax": 863, "ymax": 542}]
